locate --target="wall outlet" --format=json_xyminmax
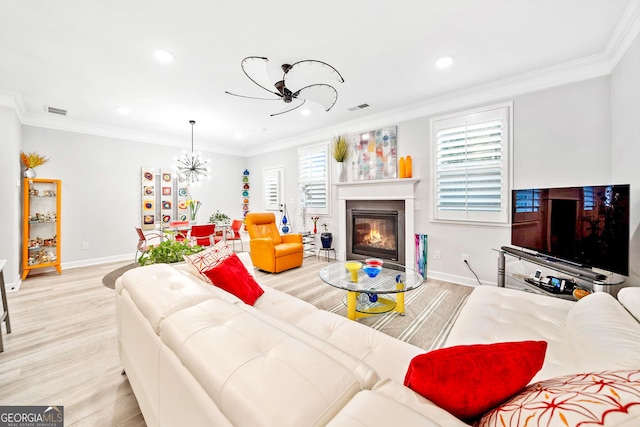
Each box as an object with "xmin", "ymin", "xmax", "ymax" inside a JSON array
[
  {"xmin": 434, "ymin": 250, "xmax": 441, "ymax": 260},
  {"xmin": 81, "ymin": 242, "xmax": 89, "ymax": 250},
  {"xmin": 461, "ymin": 253, "xmax": 470, "ymax": 263}
]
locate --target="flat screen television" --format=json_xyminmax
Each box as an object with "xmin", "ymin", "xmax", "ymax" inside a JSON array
[{"xmin": 511, "ymin": 184, "xmax": 630, "ymax": 276}]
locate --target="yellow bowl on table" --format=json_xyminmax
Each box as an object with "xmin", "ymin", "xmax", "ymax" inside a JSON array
[{"xmin": 345, "ymin": 261, "xmax": 363, "ymax": 282}]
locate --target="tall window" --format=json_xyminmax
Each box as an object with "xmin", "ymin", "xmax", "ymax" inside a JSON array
[
  {"xmin": 431, "ymin": 103, "xmax": 512, "ymax": 224},
  {"xmin": 263, "ymin": 166, "xmax": 283, "ymax": 211},
  {"xmin": 298, "ymin": 142, "xmax": 330, "ymax": 215}
]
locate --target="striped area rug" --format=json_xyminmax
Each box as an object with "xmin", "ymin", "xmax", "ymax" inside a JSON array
[{"xmin": 253, "ymin": 256, "xmax": 473, "ymax": 351}]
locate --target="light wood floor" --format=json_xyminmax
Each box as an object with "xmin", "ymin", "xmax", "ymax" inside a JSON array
[{"xmin": 0, "ymin": 261, "xmax": 146, "ymax": 426}]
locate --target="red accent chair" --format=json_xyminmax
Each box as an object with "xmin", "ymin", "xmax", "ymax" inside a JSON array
[
  {"xmin": 190, "ymin": 224, "xmax": 216, "ymax": 247},
  {"xmin": 225, "ymin": 219, "xmax": 244, "ymax": 251},
  {"xmin": 135, "ymin": 227, "xmax": 163, "ymax": 261}
]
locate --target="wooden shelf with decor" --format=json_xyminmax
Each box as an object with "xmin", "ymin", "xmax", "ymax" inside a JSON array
[{"xmin": 22, "ymin": 178, "xmax": 62, "ymax": 279}]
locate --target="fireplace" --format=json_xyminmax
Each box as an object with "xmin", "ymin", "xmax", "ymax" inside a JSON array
[{"xmin": 346, "ymin": 200, "xmax": 405, "ymax": 264}]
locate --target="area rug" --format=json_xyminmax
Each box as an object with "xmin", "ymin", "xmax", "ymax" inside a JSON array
[
  {"xmin": 102, "ymin": 262, "xmax": 138, "ymax": 289},
  {"xmin": 254, "ymin": 257, "xmax": 473, "ymax": 351}
]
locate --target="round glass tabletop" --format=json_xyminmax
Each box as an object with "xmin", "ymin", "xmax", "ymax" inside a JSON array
[{"xmin": 319, "ymin": 260, "xmax": 424, "ymax": 294}]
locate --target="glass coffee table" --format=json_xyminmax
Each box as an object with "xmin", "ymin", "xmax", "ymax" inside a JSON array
[{"xmin": 319, "ymin": 261, "xmax": 425, "ymax": 320}]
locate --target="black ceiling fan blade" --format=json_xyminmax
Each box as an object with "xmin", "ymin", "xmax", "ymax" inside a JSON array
[
  {"xmin": 270, "ymin": 99, "xmax": 306, "ymax": 116},
  {"xmin": 295, "ymin": 84, "xmax": 338, "ymax": 111},
  {"xmin": 225, "ymin": 91, "xmax": 282, "ymax": 101}
]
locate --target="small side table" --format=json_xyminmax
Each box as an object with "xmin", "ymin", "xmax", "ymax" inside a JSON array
[
  {"xmin": 317, "ymin": 247, "xmax": 336, "ymax": 262},
  {"xmin": 302, "ymin": 232, "xmax": 317, "ymax": 258},
  {"xmin": 0, "ymin": 259, "xmax": 12, "ymax": 352}
]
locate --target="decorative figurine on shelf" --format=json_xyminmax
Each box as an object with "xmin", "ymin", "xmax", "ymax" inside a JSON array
[
  {"xmin": 280, "ymin": 204, "xmax": 290, "ymax": 233},
  {"xmin": 311, "ymin": 216, "xmax": 319, "ymax": 234}
]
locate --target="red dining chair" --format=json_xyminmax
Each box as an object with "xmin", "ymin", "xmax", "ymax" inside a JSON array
[
  {"xmin": 135, "ymin": 227, "xmax": 163, "ymax": 261},
  {"xmin": 190, "ymin": 224, "xmax": 216, "ymax": 247},
  {"xmin": 226, "ymin": 219, "xmax": 244, "ymax": 251}
]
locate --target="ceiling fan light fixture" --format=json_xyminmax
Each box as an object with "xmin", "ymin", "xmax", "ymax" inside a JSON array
[
  {"xmin": 226, "ymin": 56, "xmax": 344, "ymax": 116},
  {"xmin": 175, "ymin": 120, "xmax": 209, "ymax": 184},
  {"xmin": 154, "ymin": 49, "xmax": 174, "ymax": 63},
  {"xmin": 436, "ymin": 56, "xmax": 453, "ymax": 69}
]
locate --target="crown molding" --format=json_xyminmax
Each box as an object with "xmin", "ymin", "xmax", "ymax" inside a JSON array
[
  {"xmin": 18, "ymin": 111, "xmax": 247, "ymax": 157},
  {"xmin": 606, "ymin": 0, "xmax": 640, "ymax": 69},
  {"xmin": 0, "ymin": 89, "xmax": 25, "ymax": 119}
]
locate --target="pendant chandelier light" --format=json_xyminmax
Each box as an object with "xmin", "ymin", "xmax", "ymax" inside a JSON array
[{"xmin": 175, "ymin": 120, "xmax": 209, "ymax": 184}]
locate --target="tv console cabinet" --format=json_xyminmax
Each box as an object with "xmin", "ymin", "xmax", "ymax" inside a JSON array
[{"xmin": 497, "ymin": 246, "xmax": 625, "ymax": 300}]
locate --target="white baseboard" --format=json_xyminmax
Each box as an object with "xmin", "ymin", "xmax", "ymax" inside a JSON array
[
  {"xmin": 427, "ymin": 269, "xmax": 495, "ymax": 288},
  {"xmin": 61, "ymin": 253, "xmax": 134, "ymax": 270}
]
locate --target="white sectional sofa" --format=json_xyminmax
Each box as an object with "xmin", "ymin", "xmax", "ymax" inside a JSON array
[{"xmin": 115, "ymin": 253, "xmax": 640, "ymax": 426}]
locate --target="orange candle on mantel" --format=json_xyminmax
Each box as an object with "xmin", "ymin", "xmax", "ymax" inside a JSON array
[
  {"xmin": 399, "ymin": 156, "xmax": 406, "ymax": 178},
  {"xmin": 406, "ymin": 155, "xmax": 412, "ymax": 178}
]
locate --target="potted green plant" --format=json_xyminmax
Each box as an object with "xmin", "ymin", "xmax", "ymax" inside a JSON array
[
  {"xmin": 320, "ymin": 223, "xmax": 333, "ymax": 249},
  {"xmin": 138, "ymin": 239, "xmax": 204, "ymax": 266},
  {"xmin": 332, "ymin": 135, "xmax": 349, "ymax": 182},
  {"xmin": 209, "ymin": 210, "xmax": 231, "ymax": 226}
]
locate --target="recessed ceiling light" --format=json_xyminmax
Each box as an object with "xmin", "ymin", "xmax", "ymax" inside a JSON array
[
  {"xmin": 300, "ymin": 108, "xmax": 311, "ymax": 116},
  {"xmin": 436, "ymin": 56, "xmax": 453, "ymax": 69},
  {"xmin": 154, "ymin": 49, "xmax": 174, "ymax": 63},
  {"xmin": 116, "ymin": 106, "xmax": 130, "ymax": 114}
]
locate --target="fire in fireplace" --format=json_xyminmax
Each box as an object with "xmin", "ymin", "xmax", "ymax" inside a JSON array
[{"xmin": 346, "ymin": 200, "xmax": 405, "ymax": 264}]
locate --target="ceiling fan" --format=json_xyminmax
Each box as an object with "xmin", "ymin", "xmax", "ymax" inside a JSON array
[{"xmin": 225, "ymin": 56, "xmax": 345, "ymax": 116}]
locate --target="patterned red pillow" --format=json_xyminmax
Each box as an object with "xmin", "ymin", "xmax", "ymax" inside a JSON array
[
  {"xmin": 183, "ymin": 241, "xmax": 233, "ymax": 283},
  {"xmin": 203, "ymin": 253, "xmax": 264, "ymax": 305},
  {"xmin": 404, "ymin": 341, "xmax": 547, "ymax": 421},
  {"xmin": 477, "ymin": 370, "xmax": 640, "ymax": 427}
]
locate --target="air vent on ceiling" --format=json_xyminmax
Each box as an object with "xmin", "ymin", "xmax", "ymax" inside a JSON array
[
  {"xmin": 46, "ymin": 106, "xmax": 67, "ymax": 116},
  {"xmin": 347, "ymin": 103, "xmax": 370, "ymax": 111}
]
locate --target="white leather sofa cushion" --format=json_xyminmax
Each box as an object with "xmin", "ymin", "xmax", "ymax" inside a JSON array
[
  {"xmin": 119, "ymin": 263, "xmax": 218, "ymax": 334},
  {"xmin": 295, "ymin": 310, "xmax": 424, "ymax": 384},
  {"xmin": 618, "ymin": 287, "xmax": 640, "ymax": 323},
  {"xmin": 445, "ymin": 285, "xmax": 577, "ymax": 382},
  {"xmin": 371, "ymin": 379, "xmax": 470, "ymax": 427},
  {"xmin": 567, "ymin": 291, "xmax": 640, "ymax": 372},
  {"xmin": 242, "ymin": 303, "xmax": 380, "ymax": 389},
  {"xmin": 326, "ymin": 389, "xmax": 441, "ymax": 426},
  {"xmin": 160, "ymin": 298, "xmax": 363, "ymax": 427}
]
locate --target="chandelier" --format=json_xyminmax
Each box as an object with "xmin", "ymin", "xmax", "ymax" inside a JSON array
[{"xmin": 175, "ymin": 120, "xmax": 209, "ymax": 184}]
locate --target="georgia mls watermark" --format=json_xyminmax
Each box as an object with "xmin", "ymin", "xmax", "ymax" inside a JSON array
[{"xmin": 0, "ymin": 406, "xmax": 63, "ymax": 427}]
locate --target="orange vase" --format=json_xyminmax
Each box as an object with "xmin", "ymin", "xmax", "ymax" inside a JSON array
[
  {"xmin": 399, "ymin": 157, "xmax": 406, "ymax": 178},
  {"xmin": 406, "ymin": 155, "xmax": 412, "ymax": 178}
]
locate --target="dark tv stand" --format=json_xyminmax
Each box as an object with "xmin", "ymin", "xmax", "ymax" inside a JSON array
[{"xmin": 497, "ymin": 246, "xmax": 620, "ymax": 299}]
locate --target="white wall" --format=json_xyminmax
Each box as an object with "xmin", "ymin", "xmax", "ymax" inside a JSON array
[
  {"xmin": 611, "ymin": 32, "xmax": 640, "ymax": 285},
  {"xmin": 247, "ymin": 76, "xmax": 615, "ymax": 286},
  {"xmin": 0, "ymin": 107, "xmax": 22, "ymax": 288},
  {"xmin": 21, "ymin": 127, "xmax": 246, "ymax": 268}
]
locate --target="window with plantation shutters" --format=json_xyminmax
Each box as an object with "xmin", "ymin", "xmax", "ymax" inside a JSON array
[
  {"xmin": 431, "ymin": 103, "xmax": 512, "ymax": 224},
  {"xmin": 263, "ymin": 166, "xmax": 283, "ymax": 211},
  {"xmin": 298, "ymin": 142, "xmax": 330, "ymax": 215}
]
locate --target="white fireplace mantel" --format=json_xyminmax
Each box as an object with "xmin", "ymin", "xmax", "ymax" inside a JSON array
[{"xmin": 335, "ymin": 178, "xmax": 421, "ymax": 264}]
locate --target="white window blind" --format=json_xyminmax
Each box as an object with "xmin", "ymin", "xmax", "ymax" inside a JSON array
[
  {"xmin": 263, "ymin": 166, "xmax": 282, "ymax": 211},
  {"xmin": 432, "ymin": 104, "xmax": 511, "ymax": 223},
  {"xmin": 298, "ymin": 143, "xmax": 330, "ymax": 215}
]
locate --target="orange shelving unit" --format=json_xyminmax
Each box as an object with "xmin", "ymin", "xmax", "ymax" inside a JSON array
[{"xmin": 22, "ymin": 178, "xmax": 62, "ymax": 279}]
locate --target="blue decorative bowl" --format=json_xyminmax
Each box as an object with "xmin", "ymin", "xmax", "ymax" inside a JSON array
[{"xmin": 363, "ymin": 265, "xmax": 382, "ymax": 278}]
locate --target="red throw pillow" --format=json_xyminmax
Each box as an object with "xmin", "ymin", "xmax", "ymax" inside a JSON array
[
  {"xmin": 404, "ymin": 341, "xmax": 547, "ymax": 421},
  {"xmin": 203, "ymin": 253, "xmax": 264, "ymax": 305}
]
